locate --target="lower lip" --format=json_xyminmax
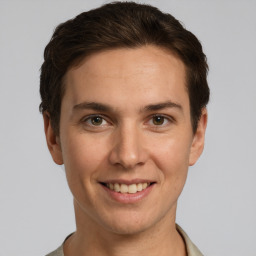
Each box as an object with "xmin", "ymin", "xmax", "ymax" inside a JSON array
[{"xmin": 100, "ymin": 184, "xmax": 155, "ymax": 204}]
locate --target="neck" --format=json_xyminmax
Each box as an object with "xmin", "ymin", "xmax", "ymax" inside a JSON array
[{"xmin": 64, "ymin": 201, "xmax": 186, "ymax": 256}]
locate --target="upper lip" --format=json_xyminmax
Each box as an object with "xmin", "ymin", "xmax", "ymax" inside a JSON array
[{"xmin": 99, "ymin": 179, "xmax": 155, "ymax": 185}]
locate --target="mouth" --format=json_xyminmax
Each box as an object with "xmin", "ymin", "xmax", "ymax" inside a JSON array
[{"xmin": 100, "ymin": 182, "xmax": 155, "ymax": 194}]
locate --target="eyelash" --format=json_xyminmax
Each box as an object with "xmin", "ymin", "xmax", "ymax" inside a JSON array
[
  {"xmin": 148, "ymin": 114, "xmax": 174, "ymax": 127},
  {"xmin": 82, "ymin": 114, "xmax": 110, "ymax": 127},
  {"xmin": 81, "ymin": 114, "xmax": 174, "ymax": 128}
]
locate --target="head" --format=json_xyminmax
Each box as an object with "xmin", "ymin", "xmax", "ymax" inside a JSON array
[
  {"xmin": 40, "ymin": 1, "xmax": 209, "ymax": 236},
  {"xmin": 39, "ymin": 1, "xmax": 209, "ymax": 136}
]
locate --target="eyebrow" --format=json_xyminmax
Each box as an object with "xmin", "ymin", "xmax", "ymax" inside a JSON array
[
  {"xmin": 73, "ymin": 102, "xmax": 112, "ymax": 112},
  {"xmin": 72, "ymin": 100, "xmax": 183, "ymax": 113},
  {"xmin": 142, "ymin": 101, "xmax": 183, "ymax": 112}
]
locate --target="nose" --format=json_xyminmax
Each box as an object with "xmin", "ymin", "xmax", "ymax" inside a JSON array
[{"xmin": 109, "ymin": 123, "xmax": 148, "ymax": 170}]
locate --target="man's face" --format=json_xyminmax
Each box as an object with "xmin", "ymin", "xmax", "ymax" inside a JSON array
[{"xmin": 45, "ymin": 46, "xmax": 206, "ymax": 235}]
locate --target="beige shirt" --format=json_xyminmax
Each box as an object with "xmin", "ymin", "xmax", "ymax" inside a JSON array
[{"xmin": 46, "ymin": 225, "xmax": 203, "ymax": 256}]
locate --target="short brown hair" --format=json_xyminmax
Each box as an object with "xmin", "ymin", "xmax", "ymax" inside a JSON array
[{"xmin": 39, "ymin": 1, "xmax": 209, "ymax": 134}]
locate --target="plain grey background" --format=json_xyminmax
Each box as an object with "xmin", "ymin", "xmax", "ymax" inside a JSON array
[{"xmin": 0, "ymin": 0, "xmax": 255, "ymax": 255}]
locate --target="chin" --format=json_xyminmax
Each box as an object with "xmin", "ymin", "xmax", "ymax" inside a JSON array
[
  {"xmin": 98, "ymin": 209, "xmax": 161, "ymax": 236},
  {"xmin": 106, "ymin": 221, "xmax": 150, "ymax": 236}
]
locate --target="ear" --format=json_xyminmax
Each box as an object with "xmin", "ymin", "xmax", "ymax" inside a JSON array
[
  {"xmin": 43, "ymin": 112, "xmax": 63, "ymax": 165},
  {"xmin": 189, "ymin": 108, "xmax": 208, "ymax": 166}
]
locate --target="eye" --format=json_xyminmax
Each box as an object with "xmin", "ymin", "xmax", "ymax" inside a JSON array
[
  {"xmin": 148, "ymin": 115, "xmax": 172, "ymax": 126},
  {"xmin": 152, "ymin": 115, "xmax": 165, "ymax": 125},
  {"xmin": 83, "ymin": 115, "xmax": 108, "ymax": 127}
]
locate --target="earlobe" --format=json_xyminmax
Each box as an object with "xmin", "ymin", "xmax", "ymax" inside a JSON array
[
  {"xmin": 43, "ymin": 112, "xmax": 63, "ymax": 165},
  {"xmin": 189, "ymin": 108, "xmax": 208, "ymax": 166}
]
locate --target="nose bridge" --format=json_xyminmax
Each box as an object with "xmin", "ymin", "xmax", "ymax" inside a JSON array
[{"xmin": 109, "ymin": 120, "xmax": 146, "ymax": 169}]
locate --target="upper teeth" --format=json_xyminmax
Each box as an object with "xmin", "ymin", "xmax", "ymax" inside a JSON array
[{"xmin": 107, "ymin": 183, "xmax": 150, "ymax": 194}]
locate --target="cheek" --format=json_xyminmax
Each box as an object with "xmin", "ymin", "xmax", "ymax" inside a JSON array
[
  {"xmin": 61, "ymin": 132, "xmax": 108, "ymax": 185},
  {"xmin": 151, "ymin": 134, "xmax": 192, "ymax": 189}
]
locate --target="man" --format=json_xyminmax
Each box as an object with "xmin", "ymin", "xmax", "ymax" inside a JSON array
[{"xmin": 40, "ymin": 2, "xmax": 209, "ymax": 256}]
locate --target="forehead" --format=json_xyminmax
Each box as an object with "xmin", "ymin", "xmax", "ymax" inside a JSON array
[{"xmin": 63, "ymin": 46, "xmax": 188, "ymax": 110}]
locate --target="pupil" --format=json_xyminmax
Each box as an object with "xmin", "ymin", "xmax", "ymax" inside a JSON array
[
  {"xmin": 153, "ymin": 116, "xmax": 164, "ymax": 125},
  {"xmin": 92, "ymin": 116, "xmax": 102, "ymax": 125}
]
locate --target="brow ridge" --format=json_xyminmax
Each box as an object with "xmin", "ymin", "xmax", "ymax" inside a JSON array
[
  {"xmin": 73, "ymin": 102, "xmax": 112, "ymax": 112},
  {"xmin": 142, "ymin": 101, "xmax": 182, "ymax": 112},
  {"xmin": 72, "ymin": 100, "xmax": 182, "ymax": 113}
]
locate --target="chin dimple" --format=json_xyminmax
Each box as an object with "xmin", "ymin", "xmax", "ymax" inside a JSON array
[{"xmin": 106, "ymin": 182, "xmax": 150, "ymax": 194}]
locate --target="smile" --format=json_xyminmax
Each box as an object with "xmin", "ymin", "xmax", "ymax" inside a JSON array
[
  {"xmin": 106, "ymin": 182, "xmax": 151, "ymax": 194},
  {"xmin": 100, "ymin": 180, "xmax": 155, "ymax": 203}
]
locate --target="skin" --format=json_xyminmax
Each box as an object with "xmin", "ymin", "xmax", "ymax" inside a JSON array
[{"xmin": 44, "ymin": 45, "xmax": 207, "ymax": 256}]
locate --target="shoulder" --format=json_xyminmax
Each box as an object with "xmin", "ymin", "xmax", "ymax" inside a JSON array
[
  {"xmin": 45, "ymin": 245, "xmax": 64, "ymax": 256},
  {"xmin": 176, "ymin": 224, "xmax": 204, "ymax": 256}
]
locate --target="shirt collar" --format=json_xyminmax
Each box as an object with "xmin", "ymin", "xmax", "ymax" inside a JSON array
[{"xmin": 176, "ymin": 224, "xmax": 203, "ymax": 256}]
